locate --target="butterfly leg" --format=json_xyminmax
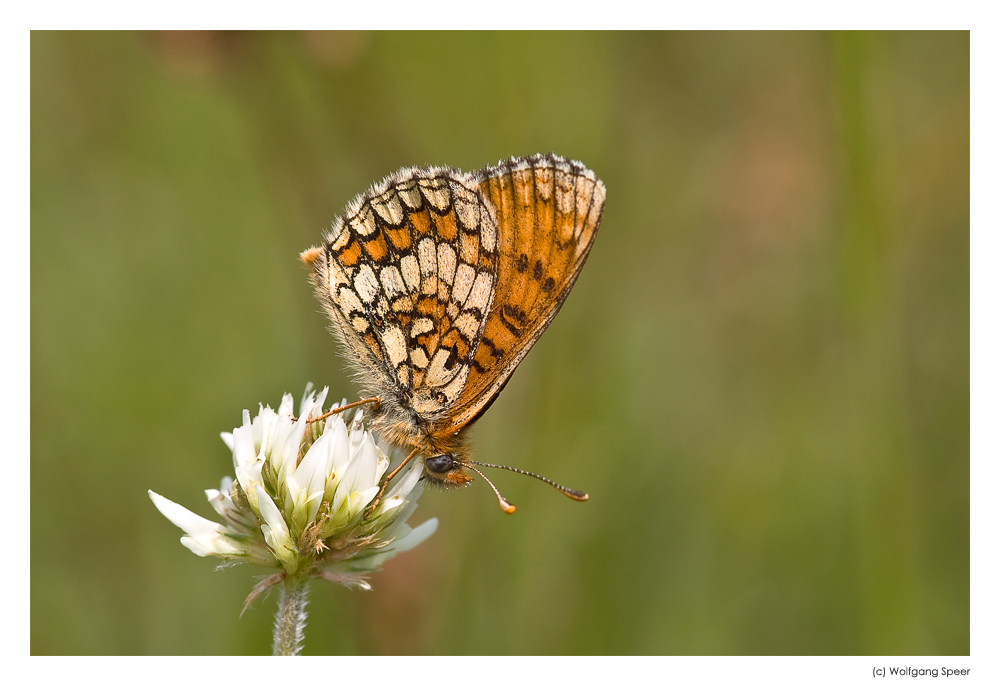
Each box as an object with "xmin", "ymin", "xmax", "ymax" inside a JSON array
[
  {"xmin": 363, "ymin": 446, "xmax": 421, "ymax": 519},
  {"xmin": 302, "ymin": 395, "xmax": 381, "ymax": 424}
]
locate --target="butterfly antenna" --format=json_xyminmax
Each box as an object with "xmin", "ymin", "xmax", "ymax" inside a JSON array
[
  {"xmin": 469, "ymin": 461, "xmax": 589, "ymax": 502},
  {"xmin": 467, "ymin": 465, "xmax": 517, "ymax": 514}
]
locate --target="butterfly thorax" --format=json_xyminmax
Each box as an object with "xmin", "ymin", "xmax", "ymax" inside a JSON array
[
  {"xmin": 362, "ymin": 395, "xmax": 475, "ymax": 488},
  {"xmin": 367, "ymin": 393, "xmax": 470, "ymax": 458}
]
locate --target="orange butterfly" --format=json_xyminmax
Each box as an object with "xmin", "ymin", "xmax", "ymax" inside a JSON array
[{"xmin": 301, "ymin": 154, "xmax": 605, "ymax": 513}]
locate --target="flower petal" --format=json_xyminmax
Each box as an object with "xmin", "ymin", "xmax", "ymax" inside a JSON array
[
  {"xmin": 295, "ymin": 430, "xmax": 334, "ymax": 498},
  {"xmin": 231, "ymin": 423, "xmax": 258, "ymax": 473},
  {"xmin": 149, "ymin": 490, "xmax": 244, "ymax": 557},
  {"xmin": 332, "ymin": 433, "xmax": 379, "ymax": 517},
  {"xmin": 150, "ymin": 490, "xmax": 222, "ymax": 538},
  {"xmin": 327, "ymin": 415, "xmax": 351, "ymax": 478},
  {"xmin": 255, "ymin": 485, "xmax": 297, "ymax": 570},
  {"xmin": 391, "ymin": 517, "xmax": 438, "ymax": 554},
  {"xmin": 384, "ymin": 460, "xmax": 423, "ymax": 501}
]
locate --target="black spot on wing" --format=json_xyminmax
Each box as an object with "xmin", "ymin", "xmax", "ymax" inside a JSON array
[{"xmin": 500, "ymin": 304, "xmax": 527, "ymax": 337}]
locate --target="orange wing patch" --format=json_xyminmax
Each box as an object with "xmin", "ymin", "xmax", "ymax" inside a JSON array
[{"xmin": 436, "ymin": 155, "xmax": 605, "ymax": 435}]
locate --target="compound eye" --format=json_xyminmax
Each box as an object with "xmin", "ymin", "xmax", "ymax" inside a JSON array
[{"xmin": 425, "ymin": 454, "xmax": 455, "ymax": 474}]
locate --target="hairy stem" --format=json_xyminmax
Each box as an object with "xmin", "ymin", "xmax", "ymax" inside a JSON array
[{"xmin": 272, "ymin": 576, "xmax": 309, "ymax": 656}]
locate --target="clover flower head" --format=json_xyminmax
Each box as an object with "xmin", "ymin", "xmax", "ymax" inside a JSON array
[{"xmin": 150, "ymin": 384, "xmax": 437, "ymax": 598}]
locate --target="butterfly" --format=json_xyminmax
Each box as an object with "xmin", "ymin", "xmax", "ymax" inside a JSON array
[{"xmin": 300, "ymin": 153, "xmax": 605, "ymax": 513}]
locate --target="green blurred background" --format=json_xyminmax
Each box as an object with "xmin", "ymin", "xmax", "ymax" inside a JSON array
[{"xmin": 31, "ymin": 31, "xmax": 969, "ymax": 655}]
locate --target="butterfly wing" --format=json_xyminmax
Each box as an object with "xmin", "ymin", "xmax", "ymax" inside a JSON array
[
  {"xmin": 435, "ymin": 154, "xmax": 605, "ymax": 434},
  {"xmin": 303, "ymin": 154, "xmax": 604, "ymax": 446},
  {"xmin": 302, "ymin": 166, "xmax": 501, "ymax": 428}
]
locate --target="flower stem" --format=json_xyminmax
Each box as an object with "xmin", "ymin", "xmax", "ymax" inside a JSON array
[{"xmin": 272, "ymin": 575, "xmax": 309, "ymax": 656}]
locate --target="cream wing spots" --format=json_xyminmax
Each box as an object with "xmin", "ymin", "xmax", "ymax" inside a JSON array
[{"xmin": 303, "ymin": 167, "xmax": 501, "ymax": 423}]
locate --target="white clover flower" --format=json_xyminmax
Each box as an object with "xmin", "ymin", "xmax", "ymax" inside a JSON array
[{"xmin": 149, "ymin": 384, "xmax": 437, "ymax": 595}]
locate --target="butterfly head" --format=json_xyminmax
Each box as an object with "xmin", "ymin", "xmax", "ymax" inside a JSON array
[
  {"xmin": 421, "ymin": 452, "xmax": 517, "ymax": 513},
  {"xmin": 419, "ymin": 451, "xmax": 590, "ymax": 515},
  {"xmin": 423, "ymin": 453, "xmax": 474, "ymax": 487}
]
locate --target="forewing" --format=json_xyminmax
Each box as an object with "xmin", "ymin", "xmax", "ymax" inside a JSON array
[
  {"xmin": 437, "ymin": 154, "xmax": 605, "ymax": 433},
  {"xmin": 302, "ymin": 167, "xmax": 500, "ymax": 420}
]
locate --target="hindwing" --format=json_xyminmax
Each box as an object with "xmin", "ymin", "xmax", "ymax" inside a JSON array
[{"xmin": 303, "ymin": 167, "xmax": 499, "ymax": 422}]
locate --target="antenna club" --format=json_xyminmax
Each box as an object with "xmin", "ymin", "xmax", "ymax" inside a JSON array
[
  {"xmin": 468, "ymin": 464, "xmax": 518, "ymax": 515},
  {"xmin": 469, "ymin": 461, "xmax": 589, "ymax": 504}
]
